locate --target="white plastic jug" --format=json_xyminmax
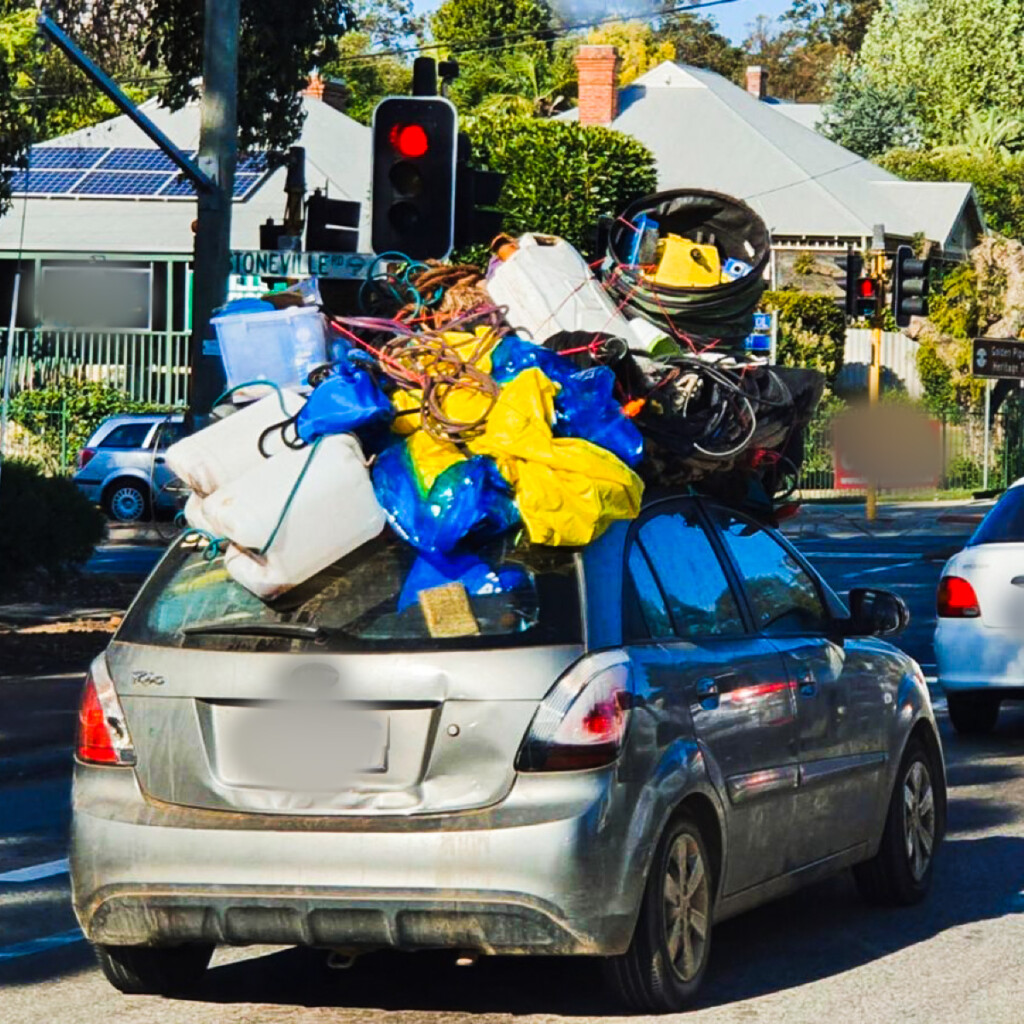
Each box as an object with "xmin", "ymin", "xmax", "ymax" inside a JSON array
[
  {"xmin": 165, "ymin": 388, "xmax": 305, "ymax": 497},
  {"xmin": 205, "ymin": 434, "xmax": 386, "ymax": 599},
  {"xmin": 485, "ymin": 234, "xmax": 636, "ymax": 343},
  {"xmin": 182, "ymin": 493, "xmax": 216, "ymax": 535}
]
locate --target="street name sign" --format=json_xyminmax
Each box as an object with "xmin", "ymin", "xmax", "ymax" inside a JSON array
[
  {"xmin": 230, "ymin": 250, "xmax": 376, "ymax": 280},
  {"xmin": 972, "ymin": 338, "xmax": 1024, "ymax": 380}
]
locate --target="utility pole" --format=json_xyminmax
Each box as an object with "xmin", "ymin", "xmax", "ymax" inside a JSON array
[
  {"xmin": 188, "ymin": 0, "xmax": 241, "ymax": 426},
  {"xmin": 866, "ymin": 224, "xmax": 886, "ymax": 523}
]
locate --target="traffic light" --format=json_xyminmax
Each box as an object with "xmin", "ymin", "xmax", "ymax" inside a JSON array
[
  {"xmin": 893, "ymin": 244, "xmax": 930, "ymax": 327},
  {"xmin": 371, "ymin": 96, "xmax": 458, "ymax": 259},
  {"xmin": 835, "ymin": 249, "xmax": 863, "ymax": 319},
  {"xmin": 855, "ymin": 275, "xmax": 883, "ymax": 318},
  {"xmin": 453, "ymin": 133, "xmax": 504, "ymax": 249}
]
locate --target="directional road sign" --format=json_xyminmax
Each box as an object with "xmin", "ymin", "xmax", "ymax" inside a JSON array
[{"xmin": 972, "ymin": 338, "xmax": 1024, "ymax": 380}]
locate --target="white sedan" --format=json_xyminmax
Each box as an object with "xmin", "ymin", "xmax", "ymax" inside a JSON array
[{"xmin": 935, "ymin": 481, "xmax": 1024, "ymax": 734}]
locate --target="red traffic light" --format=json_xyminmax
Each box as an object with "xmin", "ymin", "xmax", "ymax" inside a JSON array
[
  {"xmin": 390, "ymin": 123, "xmax": 429, "ymax": 159},
  {"xmin": 857, "ymin": 278, "xmax": 878, "ymax": 298}
]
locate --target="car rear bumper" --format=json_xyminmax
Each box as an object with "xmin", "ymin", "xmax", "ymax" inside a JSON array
[
  {"xmin": 74, "ymin": 479, "xmax": 102, "ymax": 503},
  {"xmin": 70, "ymin": 764, "xmax": 641, "ymax": 956},
  {"xmin": 935, "ymin": 620, "xmax": 1024, "ymax": 690}
]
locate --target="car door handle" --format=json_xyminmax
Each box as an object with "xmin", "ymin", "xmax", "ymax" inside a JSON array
[
  {"xmin": 1011, "ymin": 576, "xmax": 1024, "ymax": 587},
  {"xmin": 695, "ymin": 677, "xmax": 720, "ymax": 711},
  {"xmin": 154, "ymin": 456, "xmax": 166, "ymax": 464}
]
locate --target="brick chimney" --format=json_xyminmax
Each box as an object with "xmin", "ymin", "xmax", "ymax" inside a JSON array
[
  {"xmin": 576, "ymin": 45, "xmax": 621, "ymax": 126},
  {"xmin": 302, "ymin": 74, "xmax": 348, "ymax": 113},
  {"xmin": 745, "ymin": 65, "xmax": 768, "ymax": 101}
]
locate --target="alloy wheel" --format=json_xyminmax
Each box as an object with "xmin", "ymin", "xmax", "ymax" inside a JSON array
[
  {"xmin": 903, "ymin": 760, "xmax": 936, "ymax": 882},
  {"xmin": 663, "ymin": 832, "xmax": 710, "ymax": 982}
]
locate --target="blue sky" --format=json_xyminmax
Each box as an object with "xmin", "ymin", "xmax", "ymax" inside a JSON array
[{"xmin": 409, "ymin": 1, "xmax": 792, "ymax": 44}]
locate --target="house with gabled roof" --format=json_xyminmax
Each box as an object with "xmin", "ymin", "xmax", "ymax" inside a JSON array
[{"xmin": 563, "ymin": 48, "xmax": 985, "ymax": 286}]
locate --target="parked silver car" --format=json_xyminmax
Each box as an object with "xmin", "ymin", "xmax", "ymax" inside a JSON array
[
  {"xmin": 71, "ymin": 496, "xmax": 946, "ymax": 1011},
  {"xmin": 73, "ymin": 413, "xmax": 186, "ymax": 522}
]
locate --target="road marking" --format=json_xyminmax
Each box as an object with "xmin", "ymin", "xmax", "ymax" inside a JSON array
[
  {"xmin": 0, "ymin": 929, "xmax": 84, "ymax": 961},
  {"xmin": 838, "ymin": 560, "xmax": 920, "ymax": 582},
  {"xmin": 0, "ymin": 858, "xmax": 69, "ymax": 884},
  {"xmin": 798, "ymin": 551, "xmax": 924, "ymax": 561}
]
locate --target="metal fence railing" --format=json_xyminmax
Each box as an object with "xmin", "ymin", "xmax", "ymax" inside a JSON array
[{"xmin": 3, "ymin": 328, "xmax": 191, "ymax": 406}]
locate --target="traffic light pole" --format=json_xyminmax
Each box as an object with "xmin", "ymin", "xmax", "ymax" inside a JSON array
[
  {"xmin": 866, "ymin": 246, "xmax": 886, "ymax": 523},
  {"xmin": 188, "ymin": 0, "xmax": 241, "ymax": 427}
]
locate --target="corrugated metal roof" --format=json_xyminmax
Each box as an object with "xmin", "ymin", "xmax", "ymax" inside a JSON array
[
  {"xmin": 559, "ymin": 61, "xmax": 981, "ymax": 249},
  {"xmin": 0, "ymin": 95, "xmax": 371, "ymax": 255}
]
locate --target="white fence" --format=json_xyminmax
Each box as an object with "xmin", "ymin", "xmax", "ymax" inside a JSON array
[{"xmin": 840, "ymin": 328, "xmax": 922, "ymax": 399}]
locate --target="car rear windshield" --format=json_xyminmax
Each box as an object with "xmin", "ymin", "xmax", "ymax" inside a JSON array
[
  {"xmin": 969, "ymin": 487, "xmax": 1024, "ymax": 546},
  {"xmin": 118, "ymin": 532, "xmax": 583, "ymax": 653}
]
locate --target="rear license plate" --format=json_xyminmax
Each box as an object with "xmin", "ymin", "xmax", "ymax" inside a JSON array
[{"xmin": 212, "ymin": 705, "xmax": 390, "ymax": 789}]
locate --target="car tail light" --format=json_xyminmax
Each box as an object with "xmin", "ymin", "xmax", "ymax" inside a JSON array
[
  {"xmin": 76, "ymin": 448, "xmax": 96, "ymax": 470},
  {"xmin": 937, "ymin": 575, "xmax": 981, "ymax": 618},
  {"xmin": 516, "ymin": 654, "xmax": 632, "ymax": 772},
  {"xmin": 77, "ymin": 661, "xmax": 136, "ymax": 766}
]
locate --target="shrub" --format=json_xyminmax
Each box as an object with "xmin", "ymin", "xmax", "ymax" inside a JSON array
[
  {"xmin": 0, "ymin": 460, "xmax": 105, "ymax": 580},
  {"xmin": 761, "ymin": 290, "xmax": 846, "ymax": 388},
  {"xmin": 462, "ymin": 115, "xmax": 658, "ymax": 255},
  {"xmin": 9, "ymin": 378, "xmax": 172, "ymax": 471}
]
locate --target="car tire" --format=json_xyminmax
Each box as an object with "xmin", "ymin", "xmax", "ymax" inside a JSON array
[
  {"xmin": 946, "ymin": 692, "xmax": 1000, "ymax": 735},
  {"xmin": 103, "ymin": 479, "xmax": 151, "ymax": 523},
  {"xmin": 853, "ymin": 739, "xmax": 939, "ymax": 907},
  {"xmin": 603, "ymin": 815, "xmax": 713, "ymax": 1013},
  {"xmin": 94, "ymin": 942, "xmax": 214, "ymax": 995}
]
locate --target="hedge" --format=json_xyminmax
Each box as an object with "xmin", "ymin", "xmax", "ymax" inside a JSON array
[
  {"xmin": 462, "ymin": 115, "xmax": 658, "ymax": 255},
  {"xmin": 0, "ymin": 460, "xmax": 105, "ymax": 580},
  {"xmin": 761, "ymin": 290, "xmax": 846, "ymax": 388}
]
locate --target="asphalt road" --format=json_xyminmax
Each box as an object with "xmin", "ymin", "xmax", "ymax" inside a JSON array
[{"xmin": 7, "ymin": 520, "xmax": 1024, "ymax": 1022}]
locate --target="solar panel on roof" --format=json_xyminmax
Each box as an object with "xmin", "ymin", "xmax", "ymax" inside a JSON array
[
  {"xmin": 236, "ymin": 153, "xmax": 269, "ymax": 175},
  {"xmin": 159, "ymin": 176, "xmax": 196, "ymax": 198},
  {"xmin": 29, "ymin": 147, "xmax": 107, "ymax": 170},
  {"xmin": 7, "ymin": 169, "xmax": 84, "ymax": 194},
  {"xmin": 96, "ymin": 148, "xmax": 195, "ymax": 172},
  {"xmin": 232, "ymin": 173, "xmax": 263, "ymax": 199},
  {"xmin": 72, "ymin": 171, "xmax": 176, "ymax": 196}
]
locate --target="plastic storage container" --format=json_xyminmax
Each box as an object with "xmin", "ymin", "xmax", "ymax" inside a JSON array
[
  {"xmin": 212, "ymin": 305, "xmax": 328, "ymax": 391},
  {"xmin": 202, "ymin": 434, "xmax": 386, "ymax": 599},
  {"xmin": 165, "ymin": 388, "xmax": 306, "ymax": 497},
  {"xmin": 486, "ymin": 234, "xmax": 636, "ymax": 343}
]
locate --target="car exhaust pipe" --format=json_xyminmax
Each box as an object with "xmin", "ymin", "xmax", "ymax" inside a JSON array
[{"xmin": 327, "ymin": 951, "xmax": 359, "ymax": 970}]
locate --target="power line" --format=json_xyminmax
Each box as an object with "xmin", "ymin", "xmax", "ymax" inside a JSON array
[{"xmin": 336, "ymin": 0, "xmax": 746, "ymax": 65}]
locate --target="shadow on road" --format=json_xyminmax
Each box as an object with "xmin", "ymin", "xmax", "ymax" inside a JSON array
[{"xmin": 164, "ymin": 834, "xmax": 1022, "ymax": 1017}]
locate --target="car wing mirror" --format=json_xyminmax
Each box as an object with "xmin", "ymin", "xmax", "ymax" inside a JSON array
[{"xmin": 844, "ymin": 587, "xmax": 910, "ymax": 638}]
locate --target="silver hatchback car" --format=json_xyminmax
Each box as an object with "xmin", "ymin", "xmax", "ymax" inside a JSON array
[
  {"xmin": 71, "ymin": 496, "xmax": 945, "ymax": 1012},
  {"xmin": 73, "ymin": 414, "xmax": 186, "ymax": 522}
]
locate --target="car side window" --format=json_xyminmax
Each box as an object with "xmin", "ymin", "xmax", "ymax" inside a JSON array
[
  {"xmin": 625, "ymin": 544, "xmax": 675, "ymax": 639},
  {"xmin": 153, "ymin": 422, "xmax": 185, "ymax": 450},
  {"xmin": 626, "ymin": 507, "xmax": 745, "ymax": 640},
  {"xmin": 709, "ymin": 507, "xmax": 830, "ymax": 636},
  {"xmin": 99, "ymin": 423, "xmax": 152, "ymax": 449}
]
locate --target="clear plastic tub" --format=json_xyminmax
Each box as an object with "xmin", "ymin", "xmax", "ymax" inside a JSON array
[{"xmin": 212, "ymin": 305, "xmax": 327, "ymax": 391}]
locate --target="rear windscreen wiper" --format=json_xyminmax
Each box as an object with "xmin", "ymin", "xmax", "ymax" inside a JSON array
[{"xmin": 181, "ymin": 623, "xmax": 329, "ymax": 642}]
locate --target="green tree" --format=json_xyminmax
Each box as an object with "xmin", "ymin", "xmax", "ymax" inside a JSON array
[
  {"xmin": 432, "ymin": 0, "xmax": 553, "ymax": 49},
  {"xmin": 654, "ymin": 11, "xmax": 745, "ymax": 80},
  {"xmin": 463, "ymin": 115, "xmax": 656, "ymax": 253},
  {"xmin": 855, "ymin": 0, "xmax": 1024, "ymax": 148},
  {"xmin": 585, "ymin": 21, "xmax": 675, "ymax": 87},
  {"xmin": 141, "ymin": 0, "xmax": 355, "ymax": 152},
  {"xmin": 323, "ymin": 31, "xmax": 412, "ymax": 125},
  {"xmin": 819, "ymin": 59, "xmax": 921, "ymax": 158},
  {"xmin": 762, "ymin": 290, "xmax": 846, "ymax": 388}
]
